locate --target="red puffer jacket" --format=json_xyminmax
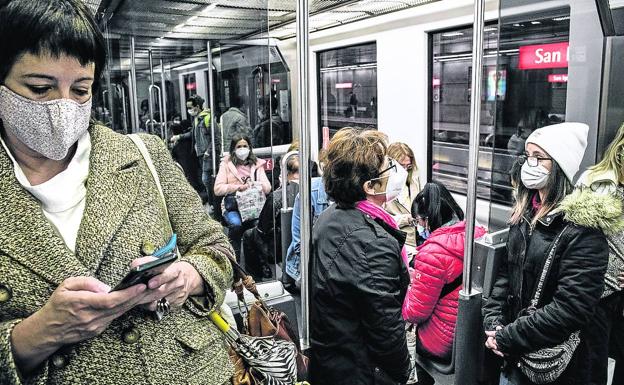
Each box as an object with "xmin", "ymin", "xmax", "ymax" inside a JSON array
[{"xmin": 402, "ymin": 221, "xmax": 486, "ymax": 359}]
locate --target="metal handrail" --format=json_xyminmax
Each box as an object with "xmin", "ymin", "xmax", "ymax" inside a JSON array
[
  {"xmin": 148, "ymin": 84, "xmax": 163, "ymax": 137},
  {"xmin": 207, "ymin": 41, "xmax": 218, "ymax": 174},
  {"xmin": 296, "ymin": 0, "xmax": 311, "ymax": 350},
  {"xmin": 159, "ymin": 59, "xmax": 168, "ymax": 141},
  {"xmin": 130, "ymin": 37, "xmax": 139, "ymax": 133},
  {"xmin": 462, "ymin": 0, "xmax": 486, "ymax": 298},
  {"xmin": 280, "ymin": 151, "xmax": 299, "ymax": 209}
]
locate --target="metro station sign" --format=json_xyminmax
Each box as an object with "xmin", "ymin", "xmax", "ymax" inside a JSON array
[
  {"xmin": 548, "ymin": 74, "xmax": 568, "ymax": 83},
  {"xmin": 519, "ymin": 42, "xmax": 569, "ymax": 70}
]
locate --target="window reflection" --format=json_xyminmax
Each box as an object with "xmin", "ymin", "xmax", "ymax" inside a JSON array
[{"xmin": 430, "ymin": 9, "xmax": 570, "ymax": 204}]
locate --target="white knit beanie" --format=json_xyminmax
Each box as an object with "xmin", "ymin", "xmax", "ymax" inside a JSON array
[{"xmin": 525, "ymin": 122, "xmax": 589, "ymax": 182}]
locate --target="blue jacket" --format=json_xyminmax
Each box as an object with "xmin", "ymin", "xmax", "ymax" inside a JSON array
[{"xmin": 285, "ymin": 177, "xmax": 329, "ymax": 281}]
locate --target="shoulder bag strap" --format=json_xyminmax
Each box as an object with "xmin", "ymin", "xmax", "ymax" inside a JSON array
[
  {"xmin": 530, "ymin": 224, "xmax": 571, "ymax": 309},
  {"xmin": 127, "ymin": 134, "xmax": 172, "ymax": 235},
  {"xmin": 440, "ymin": 274, "xmax": 463, "ymax": 298}
]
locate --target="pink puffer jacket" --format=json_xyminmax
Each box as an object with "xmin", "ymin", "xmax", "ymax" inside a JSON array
[{"xmin": 402, "ymin": 221, "xmax": 486, "ymax": 359}]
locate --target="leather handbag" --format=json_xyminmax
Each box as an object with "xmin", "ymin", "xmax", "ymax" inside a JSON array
[
  {"xmin": 228, "ymin": 257, "xmax": 309, "ymax": 384},
  {"xmin": 518, "ymin": 225, "xmax": 580, "ymax": 384}
]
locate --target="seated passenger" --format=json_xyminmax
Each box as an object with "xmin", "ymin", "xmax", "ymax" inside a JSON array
[
  {"xmin": 482, "ymin": 122, "xmax": 609, "ymax": 385},
  {"xmin": 309, "ymin": 128, "xmax": 411, "ymax": 385},
  {"xmin": 385, "ymin": 142, "xmax": 422, "ymax": 256},
  {"xmin": 283, "ymin": 176, "xmax": 329, "ymax": 288},
  {"xmin": 243, "ymin": 155, "xmax": 300, "ymax": 280},
  {"xmin": 402, "ymin": 182, "xmax": 486, "ymax": 363},
  {"xmin": 214, "ymin": 135, "xmax": 271, "ymax": 258}
]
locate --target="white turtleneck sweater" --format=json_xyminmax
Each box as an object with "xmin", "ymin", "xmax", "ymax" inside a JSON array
[{"xmin": 0, "ymin": 134, "xmax": 91, "ymax": 253}]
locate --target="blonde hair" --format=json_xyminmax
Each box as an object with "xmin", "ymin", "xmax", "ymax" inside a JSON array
[
  {"xmin": 387, "ymin": 142, "xmax": 418, "ymax": 172},
  {"xmin": 589, "ymin": 122, "xmax": 624, "ymax": 184}
]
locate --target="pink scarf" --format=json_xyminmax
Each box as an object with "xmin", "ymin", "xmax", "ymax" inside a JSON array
[{"xmin": 355, "ymin": 200, "xmax": 409, "ymax": 266}]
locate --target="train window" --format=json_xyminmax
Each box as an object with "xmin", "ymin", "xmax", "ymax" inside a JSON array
[
  {"xmin": 317, "ymin": 42, "xmax": 377, "ymax": 147},
  {"xmin": 430, "ymin": 9, "xmax": 570, "ymax": 205}
]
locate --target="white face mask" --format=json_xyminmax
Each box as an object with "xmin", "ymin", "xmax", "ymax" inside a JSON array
[
  {"xmin": 521, "ymin": 162, "xmax": 550, "ymax": 190},
  {"xmin": 0, "ymin": 86, "xmax": 92, "ymax": 160},
  {"xmin": 235, "ymin": 147, "xmax": 250, "ymax": 160},
  {"xmin": 371, "ymin": 158, "xmax": 409, "ymax": 202}
]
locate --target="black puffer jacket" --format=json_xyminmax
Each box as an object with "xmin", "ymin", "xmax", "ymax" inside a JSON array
[
  {"xmin": 482, "ymin": 209, "xmax": 609, "ymax": 385},
  {"xmin": 309, "ymin": 204, "xmax": 411, "ymax": 385}
]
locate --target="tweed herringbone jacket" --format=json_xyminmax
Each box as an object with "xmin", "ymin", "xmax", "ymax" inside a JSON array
[{"xmin": 0, "ymin": 125, "xmax": 234, "ymax": 384}]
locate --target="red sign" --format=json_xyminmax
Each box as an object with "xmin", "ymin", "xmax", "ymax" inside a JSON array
[
  {"xmin": 548, "ymin": 74, "xmax": 568, "ymax": 83},
  {"xmin": 261, "ymin": 158, "xmax": 274, "ymax": 171},
  {"xmin": 335, "ymin": 82, "xmax": 353, "ymax": 89},
  {"xmin": 519, "ymin": 42, "xmax": 569, "ymax": 70},
  {"xmin": 185, "ymin": 82, "xmax": 197, "ymax": 90},
  {"xmin": 432, "ymin": 78, "xmax": 441, "ymax": 87}
]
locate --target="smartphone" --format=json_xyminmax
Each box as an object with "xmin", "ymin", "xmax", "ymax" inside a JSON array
[{"xmin": 111, "ymin": 234, "xmax": 179, "ymax": 292}]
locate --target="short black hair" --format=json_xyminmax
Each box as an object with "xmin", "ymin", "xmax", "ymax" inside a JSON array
[
  {"xmin": 0, "ymin": 0, "xmax": 106, "ymax": 85},
  {"xmin": 188, "ymin": 95, "xmax": 205, "ymax": 109},
  {"xmin": 412, "ymin": 181, "xmax": 464, "ymax": 232}
]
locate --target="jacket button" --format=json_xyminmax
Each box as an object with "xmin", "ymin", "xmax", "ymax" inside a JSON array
[
  {"xmin": 51, "ymin": 354, "xmax": 67, "ymax": 368},
  {"xmin": 141, "ymin": 241, "xmax": 156, "ymax": 256},
  {"xmin": 0, "ymin": 285, "xmax": 11, "ymax": 303},
  {"xmin": 122, "ymin": 328, "xmax": 140, "ymax": 344}
]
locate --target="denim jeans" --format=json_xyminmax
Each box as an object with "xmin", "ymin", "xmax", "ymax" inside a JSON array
[
  {"xmin": 223, "ymin": 210, "xmax": 243, "ymax": 258},
  {"xmin": 500, "ymin": 373, "xmax": 518, "ymax": 385}
]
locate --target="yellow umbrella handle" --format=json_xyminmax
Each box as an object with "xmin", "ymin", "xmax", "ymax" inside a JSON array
[{"xmin": 209, "ymin": 311, "xmax": 231, "ymax": 333}]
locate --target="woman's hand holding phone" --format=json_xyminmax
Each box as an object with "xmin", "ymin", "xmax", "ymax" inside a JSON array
[
  {"xmin": 130, "ymin": 256, "xmax": 204, "ymax": 311},
  {"xmin": 11, "ymin": 277, "xmax": 147, "ymax": 373}
]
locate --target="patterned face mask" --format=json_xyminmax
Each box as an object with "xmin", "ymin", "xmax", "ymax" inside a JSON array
[{"xmin": 0, "ymin": 85, "xmax": 92, "ymax": 160}]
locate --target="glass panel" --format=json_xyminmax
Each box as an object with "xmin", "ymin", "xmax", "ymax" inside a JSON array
[
  {"xmin": 430, "ymin": 8, "xmax": 570, "ymax": 209},
  {"xmin": 317, "ymin": 42, "xmax": 377, "ymax": 148}
]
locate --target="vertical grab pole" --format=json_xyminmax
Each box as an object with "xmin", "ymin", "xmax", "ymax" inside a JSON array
[
  {"xmin": 296, "ymin": 0, "xmax": 312, "ymax": 350},
  {"xmin": 130, "ymin": 37, "xmax": 140, "ymax": 132},
  {"xmin": 148, "ymin": 49, "xmax": 156, "ymax": 135},
  {"xmin": 454, "ymin": 1, "xmax": 486, "ymax": 384},
  {"xmin": 463, "ymin": 0, "xmax": 486, "ymax": 298},
  {"xmin": 206, "ymin": 41, "xmax": 218, "ymax": 175},
  {"xmin": 160, "ymin": 59, "xmax": 169, "ymax": 140}
]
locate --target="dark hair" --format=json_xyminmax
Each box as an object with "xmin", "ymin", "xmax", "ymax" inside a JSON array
[
  {"xmin": 170, "ymin": 123, "xmax": 184, "ymax": 136},
  {"xmin": 322, "ymin": 127, "xmax": 387, "ymax": 207},
  {"xmin": 412, "ymin": 181, "xmax": 464, "ymax": 232},
  {"xmin": 510, "ymin": 157, "xmax": 572, "ymax": 226},
  {"xmin": 187, "ymin": 95, "xmax": 204, "ymax": 109},
  {"xmin": 229, "ymin": 135, "xmax": 257, "ymax": 166},
  {"xmin": 0, "ymin": 0, "xmax": 106, "ymax": 87}
]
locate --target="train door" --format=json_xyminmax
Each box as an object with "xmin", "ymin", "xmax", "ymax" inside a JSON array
[{"xmin": 421, "ymin": 1, "xmax": 610, "ymax": 384}]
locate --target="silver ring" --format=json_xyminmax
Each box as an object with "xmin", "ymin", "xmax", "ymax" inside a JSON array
[{"xmin": 155, "ymin": 298, "xmax": 170, "ymax": 321}]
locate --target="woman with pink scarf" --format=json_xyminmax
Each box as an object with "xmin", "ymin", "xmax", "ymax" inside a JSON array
[{"xmin": 309, "ymin": 128, "xmax": 411, "ymax": 385}]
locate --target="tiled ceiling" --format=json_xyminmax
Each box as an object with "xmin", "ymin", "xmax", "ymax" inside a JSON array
[
  {"xmin": 91, "ymin": 0, "xmax": 439, "ymax": 41},
  {"xmin": 84, "ymin": 0, "xmax": 438, "ymax": 73}
]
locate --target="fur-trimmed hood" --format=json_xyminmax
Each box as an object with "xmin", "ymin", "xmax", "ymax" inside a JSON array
[{"xmin": 559, "ymin": 186, "xmax": 624, "ymax": 235}]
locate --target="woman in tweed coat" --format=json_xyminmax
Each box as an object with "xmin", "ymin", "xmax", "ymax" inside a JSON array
[{"xmin": 0, "ymin": 1, "xmax": 234, "ymax": 384}]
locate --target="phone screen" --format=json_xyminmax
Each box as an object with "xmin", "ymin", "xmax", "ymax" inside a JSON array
[{"xmin": 111, "ymin": 252, "xmax": 177, "ymax": 292}]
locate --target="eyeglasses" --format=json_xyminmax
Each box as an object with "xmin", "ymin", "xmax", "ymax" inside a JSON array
[
  {"xmin": 518, "ymin": 153, "xmax": 552, "ymax": 167},
  {"xmin": 400, "ymin": 163, "xmax": 413, "ymax": 171},
  {"xmin": 377, "ymin": 158, "xmax": 397, "ymax": 177}
]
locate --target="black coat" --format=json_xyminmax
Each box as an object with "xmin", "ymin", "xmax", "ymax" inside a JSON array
[
  {"xmin": 309, "ymin": 204, "xmax": 411, "ymax": 385},
  {"xmin": 482, "ymin": 210, "xmax": 609, "ymax": 385}
]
